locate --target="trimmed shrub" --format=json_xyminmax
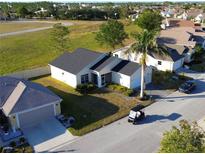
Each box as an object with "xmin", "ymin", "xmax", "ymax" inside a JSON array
[
  {"xmin": 19, "ymin": 137, "xmax": 26, "ymax": 144},
  {"xmin": 124, "ymin": 89, "xmax": 134, "ymax": 96},
  {"xmin": 10, "ymin": 141, "xmax": 16, "ymax": 147},
  {"xmin": 76, "ymin": 83, "xmax": 97, "ymax": 94},
  {"xmin": 107, "ymin": 83, "xmax": 135, "ymax": 97}
]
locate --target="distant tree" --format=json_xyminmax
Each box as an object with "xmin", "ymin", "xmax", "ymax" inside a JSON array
[
  {"xmin": 159, "ymin": 120, "xmax": 205, "ymax": 153},
  {"xmin": 192, "ymin": 45, "xmax": 204, "ymax": 60},
  {"xmin": 51, "ymin": 23, "xmax": 69, "ymax": 50},
  {"xmin": 96, "ymin": 20, "xmax": 128, "ymax": 48},
  {"xmin": 18, "ymin": 6, "xmax": 29, "ymax": 18},
  {"xmin": 119, "ymin": 4, "xmax": 130, "ymax": 19},
  {"xmin": 136, "ymin": 9, "xmax": 163, "ymax": 32}
]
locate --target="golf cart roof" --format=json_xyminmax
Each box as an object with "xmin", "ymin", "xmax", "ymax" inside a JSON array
[{"xmin": 131, "ymin": 104, "xmax": 145, "ymax": 112}]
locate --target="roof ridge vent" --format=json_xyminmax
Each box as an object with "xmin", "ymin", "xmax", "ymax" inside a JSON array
[{"xmin": 2, "ymin": 81, "xmax": 26, "ymax": 116}]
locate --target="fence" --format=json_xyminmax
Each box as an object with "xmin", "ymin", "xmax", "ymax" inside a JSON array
[{"xmin": 6, "ymin": 66, "xmax": 51, "ymax": 79}]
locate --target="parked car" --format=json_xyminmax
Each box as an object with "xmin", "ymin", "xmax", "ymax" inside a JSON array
[
  {"xmin": 128, "ymin": 104, "xmax": 145, "ymax": 124},
  {"xmin": 2, "ymin": 147, "xmax": 14, "ymax": 153},
  {"xmin": 178, "ymin": 81, "xmax": 196, "ymax": 93}
]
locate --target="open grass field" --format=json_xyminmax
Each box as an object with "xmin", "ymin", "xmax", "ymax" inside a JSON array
[
  {"xmin": 0, "ymin": 21, "xmax": 53, "ymax": 33},
  {"xmin": 0, "ymin": 20, "xmax": 140, "ymax": 75},
  {"xmin": 32, "ymin": 76, "xmax": 151, "ymax": 136}
]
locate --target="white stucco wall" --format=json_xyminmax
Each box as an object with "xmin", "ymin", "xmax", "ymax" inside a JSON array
[
  {"xmin": 50, "ymin": 65, "xmax": 77, "ymax": 88},
  {"xmin": 130, "ymin": 68, "xmax": 141, "ymax": 89},
  {"xmin": 130, "ymin": 66, "xmax": 152, "ymax": 89},
  {"xmin": 112, "ymin": 72, "xmax": 131, "ymax": 88}
]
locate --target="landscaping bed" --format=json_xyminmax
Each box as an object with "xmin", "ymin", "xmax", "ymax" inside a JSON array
[
  {"xmin": 106, "ymin": 83, "xmax": 136, "ymax": 97},
  {"xmin": 0, "ymin": 137, "xmax": 33, "ymax": 153},
  {"xmin": 152, "ymin": 70, "xmax": 193, "ymax": 90},
  {"xmin": 32, "ymin": 76, "xmax": 152, "ymax": 136}
]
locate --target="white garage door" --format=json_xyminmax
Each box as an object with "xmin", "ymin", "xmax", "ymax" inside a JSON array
[{"xmin": 18, "ymin": 105, "xmax": 55, "ymax": 128}]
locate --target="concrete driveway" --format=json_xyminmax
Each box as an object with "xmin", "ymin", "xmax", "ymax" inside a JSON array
[
  {"xmin": 22, "ymin": 118, "xmax": 77, "ymax": 152},
  {"xmin": 52, "ymin": 73, "xmax": 205, "ymax": 153}
]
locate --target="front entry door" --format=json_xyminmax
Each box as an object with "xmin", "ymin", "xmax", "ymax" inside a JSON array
[{"xmin": 92, "ymin": 73, "xmax": 98, "ymax": 85}]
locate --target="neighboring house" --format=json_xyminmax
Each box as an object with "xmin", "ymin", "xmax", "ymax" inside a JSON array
[
  {"xmin": 49, "ymin": 48, "xmax": 152, "ymax": 89},
  {"xmin": 0, "ymin": 76, "xmax": 62, "ymax": 132},
  {"xmin": 187, "ymin": 9, "xmax": 205, "ymax": 23},
  {"xmin": 34, "ymin": 7, "xmax": 48, "ymax": 14},
  {"xmin": 113, "ymin": 44, "xmax": 185, "ymax": 72},
  {"xmin": 113, "ymin": 20, "xmax": 205, "ymax": 72},
  {"xmin": 128, "ymin": 13, "xmax": 139, "ymax": 22},
  {"xmin": 176, "ymin": 12, "xmax": 188, "ymax": 20}
]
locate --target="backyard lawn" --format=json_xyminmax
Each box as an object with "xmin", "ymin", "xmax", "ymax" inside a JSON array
[
  {"xmin": 32, "ymin": 76, "xmax": 151, "ymax": 136},
  {"xmin": 0, "ymin": 20, "xmax": 139, "ymax": 75}
]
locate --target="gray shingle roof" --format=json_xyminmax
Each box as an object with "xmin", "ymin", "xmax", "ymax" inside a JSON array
[
  {"xmin": 148, "ymin": 45, "xmax": 185, "ymax": 62},
  {"xmin": 112, "ymin": 60, "xmax": 141, "ymax": 76},
  {"xmin": 90, "ymin": 55, "xmax": 116, "ymax": 72},
  {"xmin": 50, "ymin": 48, "xmax": 104, "ymax": 75},
  {"xmin": 0, "ymin": 76, "xmax": 62, "ymax": 115}
]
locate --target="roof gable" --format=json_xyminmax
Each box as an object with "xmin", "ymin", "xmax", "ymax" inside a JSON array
[{"xmin": 112, "ymin": 60, "xmax": 141, "ymax": 76}]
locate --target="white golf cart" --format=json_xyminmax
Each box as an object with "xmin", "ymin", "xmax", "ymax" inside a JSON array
[{"xmin": 128, "ymin": 104, "xmax": 145, "ymax": 124}]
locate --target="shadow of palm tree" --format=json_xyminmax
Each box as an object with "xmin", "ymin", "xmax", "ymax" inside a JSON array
[{"xmin": 137, "ymin": 113, "xmax": 182, "ymax": 125}]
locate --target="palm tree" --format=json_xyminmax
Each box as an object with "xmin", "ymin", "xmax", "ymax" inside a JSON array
[{"xmin": 127, "ymin": 30, "xmax": 166, "ymax": 99}]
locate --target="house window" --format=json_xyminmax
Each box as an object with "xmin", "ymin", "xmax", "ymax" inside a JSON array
[
  {"xmin": 101, "ymin": 74, "xmax": 106, "ymax": 85},
  {"xmin": 81, "ymin": 74, "xmax": 89, "ymax": 84},
  {"xmin": 114, "ymin": 54, "xmax": 119, "ymax": 58},
  {"xmin": 158, "ymin": 61, "xmax": 162, "ymax": 65}
]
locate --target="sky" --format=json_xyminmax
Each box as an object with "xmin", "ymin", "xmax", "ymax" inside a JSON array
[{"xmin": 0, "ymin": 0, "xmax": 204, "ymax": 2}]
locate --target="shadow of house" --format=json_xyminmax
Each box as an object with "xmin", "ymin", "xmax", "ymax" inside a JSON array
[
  {"xmin": 47, "ymin": 86, "xmax": 119, "ymax": 130},
  {"xmin": 137, "ymin": 113, "xmax": 182, "ymax": 125}
]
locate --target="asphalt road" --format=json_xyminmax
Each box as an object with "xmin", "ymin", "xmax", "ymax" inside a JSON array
[
  {"xmin": 51, "ymin": 73, "xmax": 205, "ymax": 153},
  {"xmin": 0, "ymin": 21, "xmax": 73, "ymax": 37}
]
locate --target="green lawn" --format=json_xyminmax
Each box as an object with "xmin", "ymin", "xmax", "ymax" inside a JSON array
[
  {"xmin": 0, "ymin": 20, "xmax": 140, "ymax": 75},
  {"xmin": 32, "ymin": 76, "xmax": 151, "ymax": 136},
  {"xmin": 0, "ymin": 22, "xmax": 53, "ymax": 33}
]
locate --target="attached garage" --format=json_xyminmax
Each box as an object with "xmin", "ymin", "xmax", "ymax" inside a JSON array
[
  {"xmin": 0, "ymin": 76, "xmax": 62, "ymax": 132},
  {"xmin": 112, "ymin": 60, "xmax": 152, "ymax": 89},
  {"xmin": 18, "ymin": 104, "xmax": 55, "ymax": 128}
]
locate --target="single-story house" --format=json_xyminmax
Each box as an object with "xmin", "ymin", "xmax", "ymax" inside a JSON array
[
  {"xmin": 49, "ymin": 48, "xmax": 152, "ymax": 89},
  {"xmin": 113, "ymin": 44, "xmax": 186, "ymax": 72},
  {"xmin": 0, "ymin": 76, "xmax": 62, "ymax": 132}
]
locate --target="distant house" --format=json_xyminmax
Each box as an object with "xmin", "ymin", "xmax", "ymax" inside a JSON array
[
  {"xmin": 0, "ymin": 77, "xmax": 62, "ymax": 132},
  {"xmin": 187, "ymin": 9, "xmax": 205, "ymax": 23},
  {"xmin": 49, "ymin": 48, "xmax": 152, "ymax": 89}
]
